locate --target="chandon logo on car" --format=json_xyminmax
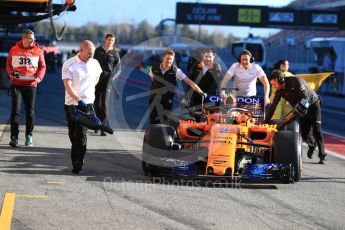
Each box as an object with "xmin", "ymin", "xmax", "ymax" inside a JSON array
[
  {"xmin": 207, "ymin": 96, "xmax": 223, "ymax": 103},
  {"xmin": 207, "ymin": 96, "xmax": 263, "ymax": 105},
  {"xmin": 237, "ymin": 97, "xmax": 261, "ymax": 104}
]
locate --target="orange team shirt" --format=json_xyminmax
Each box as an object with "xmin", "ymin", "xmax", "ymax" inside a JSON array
[{"xmin": 6, "ymin": 41, "xmax": 46, "ymax": 87}]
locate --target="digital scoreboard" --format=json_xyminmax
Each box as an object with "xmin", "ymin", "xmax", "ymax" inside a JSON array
[{"xmin": 176, "ymin": 3, "xmax": 345, "ymax": 30}]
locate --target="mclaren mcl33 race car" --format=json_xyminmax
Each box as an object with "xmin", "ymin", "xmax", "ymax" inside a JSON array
[{"xmin": 142, "ymin": 94, "xmax": 303, "ymax": 184}]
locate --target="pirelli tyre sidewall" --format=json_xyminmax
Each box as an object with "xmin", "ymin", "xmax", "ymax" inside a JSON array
[{"xmin": 273, "ymin": 130, "xmax": 302, "ymax": 182}]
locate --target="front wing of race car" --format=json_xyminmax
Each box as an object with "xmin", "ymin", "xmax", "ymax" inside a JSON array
[{"xmin": 142, "ymin": 156, "xmax": 294, "ymax": 184}]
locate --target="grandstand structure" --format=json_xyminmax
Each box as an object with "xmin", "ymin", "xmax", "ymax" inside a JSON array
[
  {"xmin": 266, "ymin": 0, "xmax": 345, "ymax": 46},
  {"xmin": 264, "ymin": 0, "xmax": 345, "ymax": 95},
  {"xmin": 264, "ymin": 0, "xmax": 345, "ymax": 73},
  {"xmin": 288, "ymin": 0, "xmax": 345, "ymax": 10}
]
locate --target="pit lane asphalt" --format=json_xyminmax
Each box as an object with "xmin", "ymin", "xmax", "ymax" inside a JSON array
[{"xmin": 0, "ymin": 70, "xmax": 345, "ymax": 230}]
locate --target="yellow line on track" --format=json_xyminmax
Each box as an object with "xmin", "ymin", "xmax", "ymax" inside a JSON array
[
  {"xmin": 0, "ymin": 193, "xmax": 16, "ymax": 230},
  {"xmin": 47, "ymin": 181, "xmax": 65, "ymax": 184},
  {"xmin": 0, "ymin": 193, "xmax": 49, "ymax": 229},
  {"xmin": 16, "ymin": 195, "xmax": 48, "ymax": 199}
]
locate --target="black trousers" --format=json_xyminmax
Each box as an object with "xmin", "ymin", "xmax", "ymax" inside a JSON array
[
  {"xmin": 10, "ymin": 86, "xmax": 36, "ymax": 138},
  {"xmin": 64, "ymin": 105, "xmax": 87, "ymax": 165},
  {"xmin": 94, "ymin": 73, "xmax": 110, "ymax": 126},
  {"xmin": 149, "ymin": 93, "xmax": 174, "ymax": 124},
  {"xmin": 299, "ymin": 100, "xmax": 326, "ymax": 158}
]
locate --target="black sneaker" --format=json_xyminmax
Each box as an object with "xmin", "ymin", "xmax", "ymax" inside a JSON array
[
  {"xmin": 307, "ymin": 148, "xmax": 315, "ymax": 159},
  {"xmin": 72, "ymin": 169, "xmax": 79, "ymax": 174},
  {"xmin": 72, "ymin": 161, "xmax": 83, "ymax": 174},
  {"xmin": 100, "ymin": 131, "xmax": 107, "ymax": 136},
  {"xmin": 319, "ymin": 156, "xmax": 327, "ymax": 164},
  {"xmin": 9, "ymin": 137, "xmax": 18, "ymax": 147}
]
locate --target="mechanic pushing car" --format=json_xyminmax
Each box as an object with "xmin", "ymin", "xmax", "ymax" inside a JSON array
[
  {"xmin": 148, "ymin": 48, "xmax": 206, "ymax": 124},
  {"xmin": 220, "ymin": 49, "xmax": 270, "ymax": 105},
  {"xmin": 186, "ymin": 48, "xmax": 222, "ymax": 107},
  {"xmin": 265, "ymin": 70, "xmax": 327, "ymax": 164}
]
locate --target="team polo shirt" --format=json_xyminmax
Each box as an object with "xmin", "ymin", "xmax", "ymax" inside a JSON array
[
  {"xmin": 62, "ymin": 55, "xmax": 102, "ymax": 105},
  {"xmin": 225, "ymin": 62, "xmax": 266, "ymax": 96}
]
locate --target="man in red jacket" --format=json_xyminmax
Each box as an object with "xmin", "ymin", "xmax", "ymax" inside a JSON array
[{"xmin": 6, "ymin": 29, "xmax": 46, "ymax": 147}]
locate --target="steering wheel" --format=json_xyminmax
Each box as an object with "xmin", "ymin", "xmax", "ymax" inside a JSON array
[
  {"xmin": 189, "ymin": 103, "xmax": 230, "ymax": 116},
  {"xmin": 203, "ymin": 104, "xmax": 228, "ymax": 113},
  {"xmin": 188, "ymin": 106, "xmax": 205, "ymax": 117}
]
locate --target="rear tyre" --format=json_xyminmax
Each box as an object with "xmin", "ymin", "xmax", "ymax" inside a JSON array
[{"xmin": 273, "ymin": 131, "xmax": 302, "ymax": 182}]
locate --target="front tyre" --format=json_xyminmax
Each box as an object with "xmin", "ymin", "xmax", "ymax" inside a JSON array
[{"xmin": 273, "ymin": 131, "xmax": 302, "ymax": 182}]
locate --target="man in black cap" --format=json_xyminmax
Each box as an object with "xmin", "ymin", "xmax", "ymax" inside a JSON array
[{"xmin": 265, "ymin": 70, "xmax": 327, "ymax": 164}]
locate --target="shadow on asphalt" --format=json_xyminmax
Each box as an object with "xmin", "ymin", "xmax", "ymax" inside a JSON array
[
  {"xmin": 0, "ymin": 146, "xmax": 142, "ymax": 177},
  {"xmin": 0, "ymin": 146, "xmax": 280, "ymax": 189},
  {"xmin": 300, "ymin": 177, "xmax": 345, "ymax": 184}
]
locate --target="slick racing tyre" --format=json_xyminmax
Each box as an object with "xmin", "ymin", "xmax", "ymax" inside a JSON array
[
  {"xmin": 270, "ymin": 119, "xmax": 299, "ymax": 132},
  {"xmin": 142, "ymin": 124, "xmax": 177, "ymax": 175},
  {"xmin": 284, "ymin": 120, "xmax": 299, "ymax": 132},
  {"xmin": 273, "ymin": 130, "xmax": 302, "ymax": 182},
  {"xmin": 142, "ymin": 161, "xmax": 158, "ymax": 177}
]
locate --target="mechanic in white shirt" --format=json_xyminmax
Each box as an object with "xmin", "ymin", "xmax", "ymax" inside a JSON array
[
  {"xmin": 62, "ymin": 40, "xmax": 102, "ymax": 174},
  {"xmin": 220, "ymin": 50, "xmax": 270, "ymax": 104}
]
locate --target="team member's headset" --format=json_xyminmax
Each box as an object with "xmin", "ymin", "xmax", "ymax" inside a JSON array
[
  {"xmin": 238, "ymin": 49, "xmax": 255, "ymax": 63},
  {"xmin": 268, "ymin": 70, "xmax": 285, "ymax": 84}
]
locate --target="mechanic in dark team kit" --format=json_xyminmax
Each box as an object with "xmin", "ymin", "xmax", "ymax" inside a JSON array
[
  {"xmin": 149, "ymin": 48, "xmax": 205, "ymax": 124},
  {"xmin": 187, "ymin": 48, "xmax": 221, "ymax": 107},
  {"xmin": 265, "ymin": 70, "xmax": 327, "ymax": 164},
  {"xmin": 6, "ymin": 29, "xmax": 46, "ymax": 147},
  {"xmin": 94, "ymin": 33, "xmax": 121, "ymax": 136}
]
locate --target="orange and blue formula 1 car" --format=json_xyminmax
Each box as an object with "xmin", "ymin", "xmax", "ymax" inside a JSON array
[{"xmin": 142, "ymin": 94, "xmax": 302, "ymax": 183}]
